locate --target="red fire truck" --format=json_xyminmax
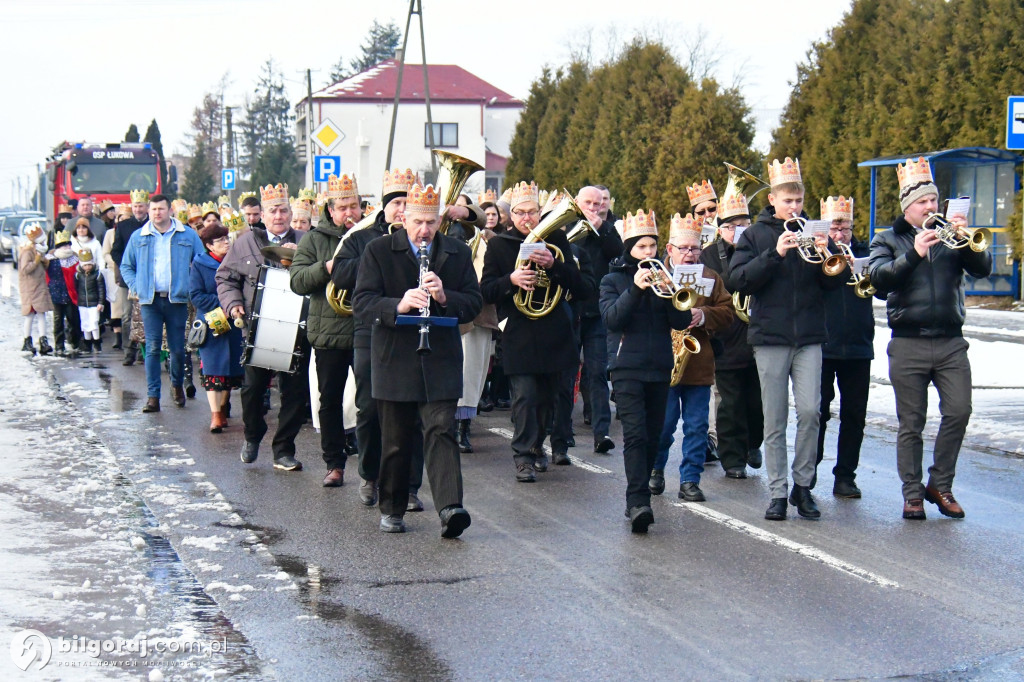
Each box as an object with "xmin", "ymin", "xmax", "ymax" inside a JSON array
[{"xmin": 45, "ymin": 141, "xmax": 162, "ymax": 221}]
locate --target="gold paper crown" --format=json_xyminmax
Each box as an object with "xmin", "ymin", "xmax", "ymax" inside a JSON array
[
  {"xmin": 896, "ymin": 157, "xmax": 933, "ymax": 192},
  {"xmin": 363, "ymin": 203, "xmax": 378, "ymax": 216},
  {"xmin": 116, "ymin": 203, "xmax": 132, "ymax": 220},
  {"xmin": 201, "ymin": 201, "xmax": 219, "ymax": 217},
  {"xmin": 686, "ymin": 180, "xmax": 717, "ymax": 206},
  {"xmin": 290, "ymin": 198, "xmax": 312, "ymax": 219},
  {"xmin": 217, "ymin": 194, "xmax": 231, "ymax": 208},
  {"xmin": 670, "ymin": 213, "xmax": 701, "ymax": 242},
  {"xmin": 499, "ymin": 187, "xmax": 513, "ymax": 205},
  {"xmin": 260, "ymin": 183, "xmax": 289, "ymax": 206},
  {"xmin": 382, "ymin": 168, "xmax": 417, "ymax": 196},
  {"xmin": 315, "ymin": 191, "xmax": 328, "ymax": 208},
  {"xmin": 77, "ymin": 248, "xmax": 94, "ymax": 263},
  {"xmin": 171, "ymin": 198, "xmax": 188, "ymax": 213},
  {"xmin": 96, "ymin": 199, "xmax": 115, "ymax": 214},
  {"xmin": 236, "ymin": 191, "xmax": 257, "ymax": 208},
  {"xmin": 223, "ymin": 211, "xmax": 246, "ymax": 232},
  {"xmin": 477, "ymin": 188, "xmax": 498, "ymax": 204},
  {"xmin": 623, "ymin": 209, "xmax": 658, "ymax": 241},
  {"xmin": 129, "ymin": 188, "xmax": 150, "ymax": 204},
  {"xmin": 820, "ymin": 195, "xmax": 854, "ymax": 222},
  {"xmin": 58, "ymin": 203, "xmax": 73, "ymax": 214},
  {"xmin": 54, "ymin": 229, "xmax": 72, "ymax": 245},
  {"xmin": 767, "ymin": 157, "xmax": 802, "ymax": 188},
  {"xmin": 508, "ymin": 181, "xmax": 539, "ymax": 209},
  {"xmin": 25, "ymin": 223, "xmax": 44, "ymax": 241},
  {"xmin": 405, "ymin": 183, "xmax": 441, "ymax": 214},
  {"xmin": 188, "ymin": 204, "xmax": 202, "ymax": 220},
  {"xmin": 717, "ymin": 188, "xmax": 750, "ymax": 222},
  {"xmin": 326, "ymin": 174, "xmax": 358, "ymax": 199},
  {"xmin": 297, "ymin": 187, "xmax": 317, "ymax": 204}
]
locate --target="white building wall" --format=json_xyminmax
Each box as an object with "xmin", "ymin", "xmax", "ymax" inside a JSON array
[{"xmin": 484, "ymin": 107, "xmax": 519, "ymax": 158}]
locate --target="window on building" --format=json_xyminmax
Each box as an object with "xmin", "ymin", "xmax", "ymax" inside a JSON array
[{"xmin": 425, "ymin": 123, "xmax": 458, "ymax": 148}]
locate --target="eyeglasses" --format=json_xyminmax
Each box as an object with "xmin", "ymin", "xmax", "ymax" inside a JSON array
[
  {"xmin": 670, "ymin": 244, "xmax": 702, "ymax": 253},
  {"xmin": 512, "ymin": 209, "xmax": 540, "ymax": 218}
]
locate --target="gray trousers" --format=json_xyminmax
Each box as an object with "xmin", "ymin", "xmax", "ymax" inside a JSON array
[
  {"xmin": 754, "ymin": 344, "xmax": 822, "ymax": 498},
  {"xmin": 887, "ymin": 337, "xmax": 972, "ymax": 500}
]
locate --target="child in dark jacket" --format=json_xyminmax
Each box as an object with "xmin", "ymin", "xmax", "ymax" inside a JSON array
[
  {"xmin": 47, "ymin": 230, "xmax": 82, "ymax": 357},
  {"xmin": 599, "ymin": 209, "xmax": 691, "ymax": 533},
  {"xmin": 75, "ymin": 250, "xmax": 106, "ymax": 352}
]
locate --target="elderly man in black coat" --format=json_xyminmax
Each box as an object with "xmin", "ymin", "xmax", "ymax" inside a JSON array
[{"xmin": 352, "ymin": 183, "xmax": 482, "ymax": 538}]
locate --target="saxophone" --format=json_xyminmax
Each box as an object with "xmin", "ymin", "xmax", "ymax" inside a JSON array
[{"xmin": 670, "ymin": 330, "xmax": 701, "ymax": 387}]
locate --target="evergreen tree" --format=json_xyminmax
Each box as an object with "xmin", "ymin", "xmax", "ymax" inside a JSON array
[
  {"xmin": 124, "ymin": 124, "xmax": 140, "ymax": 143},
  {"xmin": 249, "ymin": 140, "xmax": 302, "ymax": 192},
  {"xmin": 504, "ymin": 67, "xmax": 558, "ymax": 188},
  {"xmin": 143, "ymin": 119, "xmax": 170, "ymax": 198},
  {"xmin": 533, "ymin": 61, "xmax": 590, "ymax": 188},
  {"xmin": 180, "ymin": 138, "xmax": 216, "ymax": 204},
  {"xmin": 189, "ymin": 92, "xmax": 224, "ymax": 178},
  {"xmin": 239, "ymin": 60, "xmax": 294, "ymax": 179},
  {"xmin": 329, "ymin": 19, "xmax": 402, "ymax": 84}
]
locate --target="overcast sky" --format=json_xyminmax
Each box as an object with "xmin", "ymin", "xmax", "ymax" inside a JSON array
[{"xmin": 0, "ymin": 0, "xmax": 853, "ymax": 207}]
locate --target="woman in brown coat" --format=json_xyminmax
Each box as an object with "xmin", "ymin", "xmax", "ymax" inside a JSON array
[{"xmin": 19, "ymin": 224, "xmax": 54, "ymax": 355}]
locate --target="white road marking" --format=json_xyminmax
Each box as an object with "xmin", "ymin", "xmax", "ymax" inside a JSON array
[
  {"xmin": 487, "ymin": 427, "xmax": 612, "ymax": 474},
  {"xmin": 670, "ymin": 502, "xmax": 900, "ymax": 589}
]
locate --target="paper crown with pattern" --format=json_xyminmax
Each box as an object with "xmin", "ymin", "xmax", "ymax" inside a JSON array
[
  {"xmin": 129, "ymin": 189, "xmax": 150, "ymax": 204},
  {"xmin": 820, "ymin": 195, "xmax": 854, "ymax": 222},
  {"xmin": 223, "ymin": 211, "xmax": 246, "ymax": 232},
  {"xmin": 58, "ymin": 203, "xmax": 73, "ymax": 215},
  {"xmin": 326, "ymin": 174, "xmax": 358, "ymax": 200},
  {"xmin": 201, "ymin": 201, "xmax": 219, "ymax": 217},
  {"xmin": 623, "ymin": 209, "xmax": 658, "ymax": 241},
  {"xmin": 404, "ymin": 183, "xmax": 441, "ymax": 215},
  {"xmin": 896, "ymin": 157, "xmax": 934, "ymax": 193},
  {"xmin": 171, "ymin": 198, "xmax": 188, "ymax": 214},
  {"xmin": 767, "ymin": 157, "xmax": 802, "ymax": 188},
  {"xmin": 54, "ymin": 229, "xmax": 72, "ymax": 246},
  {"xmin": 499, "ymin": 187, "xmax": 513, "ymax": 205},
  {"xmin": 187, "ymin": 204, "xmax": 203, "ymax": 221},
  {"xmin": 260, "ymin": 183, "xmax": 289, "ymax": 207},
  {"xmin": 670, "ymin": 213, "xmax": 701, "ymax": 242},
  {"xmin": 290, "ymin": 198, "xmax": 311, "ymax": 220},
  {"xmin": 686, "ymin": 180, "xmax": 717, "ymax": 206},
  {"xmin": 508, "ymin": 181, "xmax": 539, "ymax": 210},
  {"xmin": 77, "ymin": 248, "xmax": 94, "ymax": 263},
  {"xmin": 297, "ymin": 187, "xmax": 317, "ymax": 204},
  {"xmin": 382, "ymin": 168, "xmax": 417, "ymax": 196},
  {"xmin": 717, "ymin": 186, "xmax": 750, "ymax": 222},
  {"xmin": 96, "ymin": 199, "xmax": 115, "ymax": 214},
  {"xmin": 216, "ymin": 194, "xmax": 231, "ymax": 208},
  {"xmin": 116, "ymin": 203, "xmax": 132, "ymax": 220},
  {"xmin": 477, "ymin": 188, "xmax": 498, "ymax": 204},
  {"xmin": 236, "ymin": 191, "xmax": 257, "ymax": 208}
]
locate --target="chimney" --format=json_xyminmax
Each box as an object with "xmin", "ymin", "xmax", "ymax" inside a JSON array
[{"xmin": 394, "ymin": 47, "xmax": 404, "ymax": 63}]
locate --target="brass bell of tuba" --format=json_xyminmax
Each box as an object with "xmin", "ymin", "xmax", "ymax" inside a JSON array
[
  {"xmin": 512, "ymin": 191, "xmax": 585, "ymax": 319},
  {"xmin": 326, "ymin": 207, "xmax": 382, "ymax": 316},
  {"xmin": 434, "ymin": 150, "xmax": 484, "ymax": 236}
]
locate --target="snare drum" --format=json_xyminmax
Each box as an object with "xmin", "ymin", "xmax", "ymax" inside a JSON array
[{"xmin": 242, "ymin": 266, "xmax": 308, "ymax": 373}]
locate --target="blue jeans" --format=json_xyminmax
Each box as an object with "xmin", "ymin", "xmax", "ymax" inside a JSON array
[
  {"xmin": 140, "ymin": 297, "xmax": 187, "ymax": 399},
  {"xmin": 655, "ymin": 384, "xmax": 711, "ymax": 484}
]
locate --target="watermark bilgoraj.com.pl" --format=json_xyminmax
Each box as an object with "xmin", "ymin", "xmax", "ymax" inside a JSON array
[{"xmin": 10, "ymin": 629, "xmax": 228, "ymax": 671}]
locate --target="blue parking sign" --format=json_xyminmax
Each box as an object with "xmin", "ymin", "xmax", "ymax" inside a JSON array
[
  {"xmin": 221, "ymin": 168, "xmax": 236, "ymax": 190},
  {"xmin": 1007, "ymin": 97, "xmax": 1024, "ymax": 150},
  {"xmin": 314, "ymin": 156, "xmax": 341, "ymax": 182}
]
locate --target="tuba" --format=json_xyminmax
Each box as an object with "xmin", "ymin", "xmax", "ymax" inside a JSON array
[
  {"xmin": 923, "ymin": 212, "xmax": 990, "ymax": 252},
  {"xmin": 670, "ymin": 330, "xmax": 701, "ymax": 386},
  {"xmin": 723, "ymin": 162, "xmax": 770, "ymax": 204},
  {"xmin": 434, "ymin": 150, "xmax": 484, "ymax": 236},
  {"xmin": 638, "ymin": 258, "xmax": 697, "ymax": 311},
  {"xmin": 512, "ymin": 192, "xmax": 585, "ymax": 319},
  {"xmin": 326, "ymin": 207, "xmax": 382, "ymax": 316},
  {"xmin": 732, "ymin": 291, "xmax": 750, "ymax": 324}
]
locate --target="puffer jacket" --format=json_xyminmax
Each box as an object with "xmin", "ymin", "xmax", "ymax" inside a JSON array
[
  {"xmin": 75, "ymin": 265, "xmax": 106, "ymax": 308},
  {"xmin": 599, "ymin": 257, "xmax": 692, "ymax": 383},
  {"xmin": 727, "ymin": 206, "xmax": 848, "ymax": 346},
  {"xmin": 288, "ymin": 207, "xmax": 354, "ymax": 349},
  {"xmin": 868, "ymin": 215, "xmax": 992, "ymax": 338}
]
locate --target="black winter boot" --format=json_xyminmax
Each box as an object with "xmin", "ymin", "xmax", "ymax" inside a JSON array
[
  {"xmin": 94, "ymin": 337, "xmax": 103, "ymax": 352},
  {"xmin": 111, "ymin": 330, "xmax": 123, "ymax": 350},
  {"xmin": 38, "ymin": 337, "xmax": 52, "ymax": 356},
  {"xmin": 457, "ymin": 419, "xmax": 473, "ymax": 453},
  {"xmin": 123, "ymin": 342, "xmax": 138, "ymax": 366},
  {"xmin": 22, "ymin": 337, "xmax": 36, "ymax": 355}
]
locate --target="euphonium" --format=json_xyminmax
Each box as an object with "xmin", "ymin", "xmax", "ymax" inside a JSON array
[
  {"xmin": 670, "ymin": 330, "xmax": 701, "ymax": 386},
  {"xmin": 784, "ymin": 216, "xmax": 846, "ymax": 276},
  {"xmin": 433, "ymin": 150, "xmax": 484, "ymax": 236},
  {"xmin": 923, "ymin": 212, "xmax": 990, "ymax": 252},
  {"xmin": 637, "ymin": 258, "xmax": 697, "ymax": 311},
  {"xmin": 326, "ymin": 208, "xmax": 382, "ymax": 316},
  {"xmin": 732, "ymin": 291, "xmax": 750, "ymax": 323},
  {"xmin": 723, "ymin": 162, "xmax": 771, "ymax": 202},
  {"xmin": 512, "ymin": 192, "xmax": 584, "ymax": 319},
  {"xmin": 565, "ymin": 218, "xmax": 599, "ymax": 244}
]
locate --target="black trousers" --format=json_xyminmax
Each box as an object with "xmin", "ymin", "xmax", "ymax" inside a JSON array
[
  {"xmin": 611, "ymin": 376, "xmax": 669, "ymax": 510},
  {"xmin": 550, "ymin": 367, "xmax": 576, "ymax": 454},
  {"xmin": 241, "ymin": 350, "xmax": 310, "ymax": 459},
  {"xmin": 377, "ymin": 399, "xmax": 462, "ymax": 516},
  {"xmin": 715, "ymin": 365, "xmax": 764, "ymax": 470},
  {"xmin": 53, "ymin": 302, "xmax": 81, "ymax": 350},
  {"xmin": 315, "ymin": 347, "xmax": 354, "ymax": 469},
  {"xmin": 354, "ymin": 344, "xmax": 424, "ymax": 491},
  {"xmin": 816, "ymin": 357, "xmax": 870, "ymax": 482},
  {"xmin": 508, "ymin": 373, "xmax": 560, "ymax": 463}
]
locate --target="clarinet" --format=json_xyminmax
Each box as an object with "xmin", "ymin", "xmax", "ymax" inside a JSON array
[{"xmin": 416, "ymin": 238, "xmax": 432, "ymax": 356}]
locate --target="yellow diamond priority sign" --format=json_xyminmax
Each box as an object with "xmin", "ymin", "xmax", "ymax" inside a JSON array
[{"xmin": 312, "ymin": 119, "xmax": 345, "ymax": 154}]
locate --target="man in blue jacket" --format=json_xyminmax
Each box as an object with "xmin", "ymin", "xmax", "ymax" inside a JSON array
[{"xmin": 121, "ymin": 194, "xmax": 205, "ymax": 413}]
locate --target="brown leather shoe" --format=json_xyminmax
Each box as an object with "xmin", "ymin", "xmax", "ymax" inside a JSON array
[
  {"xmin": 141, "ymin": 397, "xmax": 160, "ymax": 413},
  {"xmin": 902, "ymin": 498, "xmax": 926, "ymax": 520},
  {"xmin": 172, "ymin": 386, "xmax": 186, "ymax": 408},
  {"xmin": 323, "ymin": 468, "xmax": 345, "ymax": 487},
  {"xmin": 925, "ymin": 485, "xmax": 965, "ymax": 518},
  {"xmin": 210, "ymin": 412, "xmax": 223, "ymax": 433}
]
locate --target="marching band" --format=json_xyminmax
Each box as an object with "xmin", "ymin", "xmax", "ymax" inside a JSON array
[{"xmin": 98, "ymin": 151, "xmax": 989, "ymax": 538}]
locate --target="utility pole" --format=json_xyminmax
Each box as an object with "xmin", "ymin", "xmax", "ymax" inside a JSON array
[
  {"xmin": 36, "ymin": 164, "xmax": 43, "ymax": 211},
  {"xmin": 387, "ymin": 0, "xmax": 436, "ymax": 178},
  {"xmin": 306, "ymin": 68, "xmax": 314, "ymax": 190},
  {"xmin": 225, "ymin": 106, "xmax": 234, "ymax": 205}
]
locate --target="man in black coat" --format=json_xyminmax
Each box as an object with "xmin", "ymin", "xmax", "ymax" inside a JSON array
[
  {"xmin": 868, "ymin": 158, "xmax": 991, "ymax": 520},
  {"xmin": 352, "ymin": 183, "xmax": 482, "ymax": 538},
  {"xmin": 111, "ymin": 189, "xmax": 151, "ymax": 365},
  {"xmin": 480, "ymin": 181, "xmax": 591, "ymax": 482},
  {"xmin": 816, "ymin": 197, "xmax": 874, "ymax": 500}
]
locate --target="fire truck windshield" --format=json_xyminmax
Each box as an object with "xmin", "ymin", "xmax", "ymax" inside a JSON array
[{"xmin": 70, "ymin": 163, "xmax": 158, "ymax": 194}]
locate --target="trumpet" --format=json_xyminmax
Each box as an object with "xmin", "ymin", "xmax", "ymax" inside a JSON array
[
  {"xmin": 784, "ymin": 216, "xmax": 846, "ymax": 276},
  {"xmin": 923, "ymin": 213, "xmax": 990, "ymax": 252},
  {"xmin": 732, "ymin": 291, "xmax": 750, "ymax": 324},
  {"xmin": 637, "ymin": 259, "xmax": 697, "ymax": 311},
  {"xmin": 513, "ymin": 191, "xmax": 584, "ymax": 319},
  {"xmin": 832, "ymin": 242, "xmax": 877, "ymax": 298},
  {"xmin": 670, "ymin": 330, "xmax": 701, "ymax": 386}
]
